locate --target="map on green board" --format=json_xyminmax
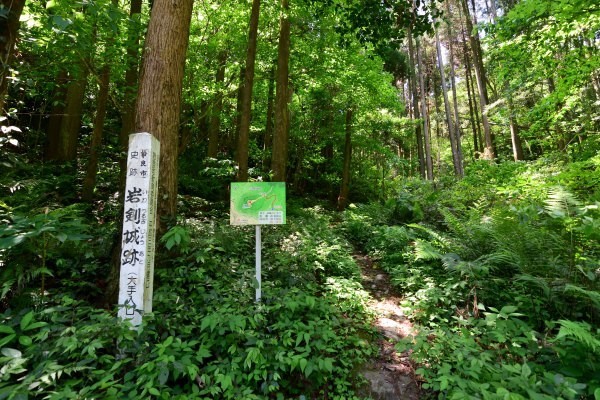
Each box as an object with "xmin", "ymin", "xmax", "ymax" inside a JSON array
[{"xmin": 230, "ymin": 182, "xmax": 286, "ymax": 225}]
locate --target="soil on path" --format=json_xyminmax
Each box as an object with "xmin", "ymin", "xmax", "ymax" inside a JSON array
[{"xmin": 355, "ymin": 253, "xmax": 420, "ymax": 400}]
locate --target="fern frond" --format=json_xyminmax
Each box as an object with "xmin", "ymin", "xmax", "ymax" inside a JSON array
[
  {"xmin": 407, "ymin": 223, "xmax": 451, "ymax": 248},
  {"xmin": 413, "ymin": 239, "xmax": 443, "ymax": 261},
  {"xmin": 556, "ymin": 319, "xmax": 600, "ymax": 354},
  {"xmin": 515, "ymin": 274, "xmax": 550, "ymax": 297},
  {"xmin": 564, "ymin": 284, "xmax": 600, "ymax": 310},
  {"xmin": 477, "ymin": 250, "xmax": 521, "ymax": 270},
  {"xmin": 545, "ymin": 186, "xmax": 582, "ymax": 218}
]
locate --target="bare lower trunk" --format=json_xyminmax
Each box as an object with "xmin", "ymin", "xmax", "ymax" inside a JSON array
[
  {"xmin": 57, "ymin": 68, "xmax": 88, "ymax": 162},
  {"xmin": 45, "ymin": 70, "xmax": 68, "ymax": 160},
  {"xmin": 416, "ymin": 39, "xmax": 433, "ymax": 180},
  {"xmin": 134, "ymin": 0, "xmax": 194, "ymax": 230},
  {"xmin": 407, "ymin": 29, "xmax": 425, "ymax": 179},
  {"xmin": 236, "ymin": 0, "xmax": 262, "ymax": 181},
  {"xmin": 263, "ymin": 66, "xmax": 275, "ymax": 170},
  {"xmin": 271, "ymin": 0, "xmax": 291, "ymax": 182},
  {"xmin": 207, "ymin": 52, "xmax": 227, "ymax": 158},
  {"xmin": 82, "ymin": 65, "xmax": 111, "ymax": 201},
  {"xmin": 435, "ymin": 29, "xmax": 462, "ymax": 177},
  {"xmin": 0, "ymin": 0, "xmax": 25, "ymax": 113},
  {"xmin": 461, "ymin": 0, "xmax": 494, "ymax": 159},
  {"xmin": 337, "ymin": 109, "xmax": 353, "ymax": 211}
]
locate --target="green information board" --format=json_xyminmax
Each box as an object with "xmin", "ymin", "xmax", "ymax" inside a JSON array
[{"xmin": 230, "ymin": 182, "xmax": 286, "ymax": 225}]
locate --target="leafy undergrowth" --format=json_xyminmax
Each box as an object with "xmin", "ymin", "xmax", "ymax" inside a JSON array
[
  {"xmin": 340, "ymin": 158, "xmax": 600, "ymax": 400},
  {"xmin": 0, "ymin": 202, "xmax": 377, "ymax": 399}
]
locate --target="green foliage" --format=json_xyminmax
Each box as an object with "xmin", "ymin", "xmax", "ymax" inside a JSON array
[
  {"xmin": 342, "ymin": 155, "xmax": 600, "ymax": 398},
  {"xmin": 0, "ymin": 206, "xmax": 92, "ymax": 306},
  {"xmin": 0, "ymin": 204, "xmax": 375, "ymax": 399}
]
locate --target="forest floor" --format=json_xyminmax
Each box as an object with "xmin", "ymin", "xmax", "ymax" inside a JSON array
[{"xmin": 354, "ymin": 253, "xmax": 421, "ymax": 400}]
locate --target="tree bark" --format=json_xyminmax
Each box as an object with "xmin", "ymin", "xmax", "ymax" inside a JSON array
[
  {"xmin": 81, "ymin": 65, "xmax": 111, "ymax": 202},
  {"xmin": 57, "ymin": 67, "xmax": 88, "ymax": 162},
  {"xmin": 134, "ymin": 0, "xmax": 194, "ymax": 230},
  {"xmin": 118, "ymin": 0, "xmax": 143, "ymax": 151},
  {"xmin": 445, "ymin": 0, "xmax": 464, "ymax": 176},
  {"xmin": 44, "ymin": 70, "xmax": 68, "ymax": 160},
  {"xmin": 0, "ymin": 0, "xmax": 25, "ymax": 113},
  {"xmin": 207, "ymin": 51, "xmax": 227, "ymax": 158},
  {"xmin": 271, "ymin": 0, "xmax": 291, "ymax": 182},
  {"xmin": 263, "ymin": 65, "xmax": 275, "ymax": 170},
  {"xmin": 407, "ymin": 28, "xmax": 425, "ymax": 179},
  {"xmin": 416, "ymin": 39, "xmax": 433, "ymax": 180},
  {"xmin": 505, "ymin": 84, "xmax": 524, "ymax": 161},
  {"xmin": 461, "ymin": 0, "xmax": 494, "ymax": 159},
  {"xmin": 337, "ymin": 108, "xmax": 353, "ymax": 211},
  {"xmin": 435, "ymin": 29, "xmax": 462, "ymax": 177},
  {"xmin": 236, "ymin": 0, "xmax": 261, "ymax": 181}
]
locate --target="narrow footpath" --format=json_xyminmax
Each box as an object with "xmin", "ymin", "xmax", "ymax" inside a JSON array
[{"xmin": 355, "ymin": 253, "xmax": 421, "ymax": 400}]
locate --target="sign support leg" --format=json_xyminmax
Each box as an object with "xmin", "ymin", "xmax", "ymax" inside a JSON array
[{"xmin": 255, "ymin": 225, "xmax": 262, "ymax": 302}]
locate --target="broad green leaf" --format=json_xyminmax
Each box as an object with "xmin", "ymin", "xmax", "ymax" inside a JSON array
[
  {"xmin": 20, "ymin": 311, "xmax": 34, "ymax": 331},
  {"xmin": 0, "ymin": 325, "xmax": 15, "ymax": 334},
  {"xmin": 1, "ymin": 347, "xmax": 22, "ymax": 358}
]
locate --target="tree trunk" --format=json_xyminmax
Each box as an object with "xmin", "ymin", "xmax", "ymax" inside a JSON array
[
  {"xmin": 271, "ymin": 0, "xmax": 291, "ymax": 182},
  {"xmin": 44, "ymin": 70, "xmax": 68, "ymax": 160},
  {"xmin": 445, "ymin": 0, "xmax": 464, "ymax": 176},
  {"xmin": 337, "ymin": 108, "xmax": 352, "ymax": 211},
  {"xmin": 118, "ymin": 0, "xmax": 143, "ymax": 151},
  {"xmin": 435, "ymin": 29, "xmax": 462, "ymax": 177},
  {"xmin": 57, "ymin": 67, "xmax": 88, "ymax": 162},
  {"xmin": 416, "ymin": 39, "xmax": 433, "ymax": 180},
  {"xmin": 407, "ymin": 28, "xmax": 425, "ymax": 179},
  {"xmin": 461, "ymin": 0, "xmax": 494, "ymax": 159},
  {"xmin": 0, "ymin": 0, "xmax": 25, "ymax": 113},
  {"xmin": 81, "ymin": 65, "xmax": 111, "ymax": 201},
  {"xmin": 236, "ymin": 0, "xmax": 261, "ymax": 181},
  {"xmin": 464, "ymin": 53, "xmax": 480, "ymax": 157},
  {"xmin": 459, "ymin": 6, "xmax": 483, "ymax": 156},
  {"xmin": 505, "ymin": 84, "xmax": 524, "ymax": 161},
  {"xmin": 263, "ymin": 65, "xmax": 275, "ymax": 171},
  {"xmin": 106, "ymin": 0, "xmax": 192, "ymax": 306},
  {"xmin": 207, "ymin": 51, "xmax": 227, "ymax": 158},
  {"xmin": 134, "ymin": 0, "xmax": 194, "ymax": 230}
]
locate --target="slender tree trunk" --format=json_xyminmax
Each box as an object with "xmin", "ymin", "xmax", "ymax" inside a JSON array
[
  {"xmin": 459, "ymin": 6, "xmax": 483, "ymax": 156},
  {"xmin": 407, "ymin": 28, "xmax": 425, "ymax": 179},
  {"xmin": 81, "ymin": 65, "xmax": 111, "ymax": 201},
  {"xmin": 45, "ymin": 70, "xmax": 68, "ymax": 160},
  {"xmin": 461, "ymin": 0, "xmax": 494, "ymax": 159},
  {"xmin": 207, "ymin": 51, "xmax": 227, "ymax": 158},
  {"xmin": 0, "ymin": 0, "xmax": 25, "ymax": 113},
  {"xmin": 435, "ymin": 29, "xmax": 462, "ymax": 177},
  {"xmin": 57, "ymin": 67, "xmax": 88, "ymax": 162},
  {"xmin": 505, "ymin": 83, "xmax": 524, "ymax": 161},
  {"xmin": 134, "ymin": 0, "xmax": 194, "ymax": 230},
  {"xmin": 445, "ymin": 1, "xmax": 464, "ymax": 176},
  {"xmin": 337, "ymin": 108, "xmax": 353, "ymax": 211},
  {"xmin": 236, "ymin": 0, "xmax": 261, "ymax": 181},
  {"xmin": 82, "ymin": 0, "xmax": 119, "ymax": 202},
  {"xmin": 263, "ymin": 65, "xmax": 275, "ymax": 170},
  {"xmin": 232, "ymin": 65, "xmax": 245, "ymax": 155},
  {"xmin": 118, "ymin": 0, "xmax": 143, "ymax": 150},
  {"xmin": 464, "ymin": 55, "xmax": 480, "ymax": 157},
  {"xmin": 416, "ymin": 39, "xmax": 433, "ymax": 180},
  {"xmin": 271, "ymin": 0, "xmax": 291, "ymax": 182}
]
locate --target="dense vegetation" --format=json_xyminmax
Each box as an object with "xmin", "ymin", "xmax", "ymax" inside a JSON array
[{"xmin": 1, "ymin": 0, "xmax": 599, "ymax": 398}]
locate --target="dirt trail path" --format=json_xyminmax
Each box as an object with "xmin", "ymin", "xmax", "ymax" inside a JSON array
[{"xmin": 355, "ymin": 253, "xmax": 420, "ymax": 400}]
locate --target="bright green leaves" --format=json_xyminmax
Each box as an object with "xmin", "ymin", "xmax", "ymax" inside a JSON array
[{"xmin": 485, "ymin": 0, "xmax": 600, "ymax": 154}]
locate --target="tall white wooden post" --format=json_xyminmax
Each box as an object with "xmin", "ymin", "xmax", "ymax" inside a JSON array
[{"xmin": 117, "ymin": 133, "xmax": 160, "ymax": 327}]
